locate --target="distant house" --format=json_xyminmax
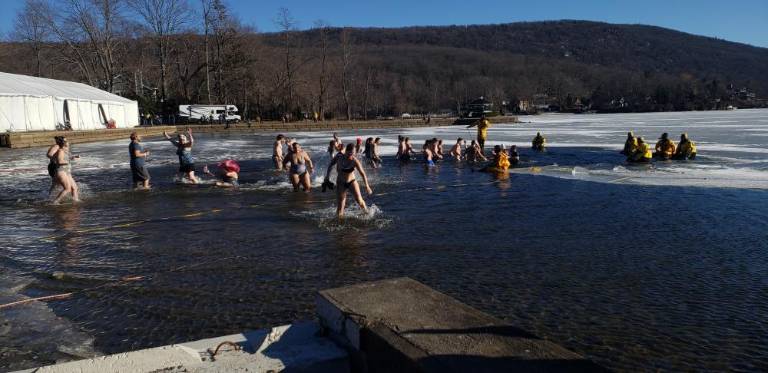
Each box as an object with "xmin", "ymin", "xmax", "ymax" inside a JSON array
[{"xmin": 518, "ymin": 100, "xmax": 532, "ymax": 113}]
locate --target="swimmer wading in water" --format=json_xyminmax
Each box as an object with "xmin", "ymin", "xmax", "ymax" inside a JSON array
[{"xmin": 324, "ymin": 143, "xmax": 373, "ymax": 218}]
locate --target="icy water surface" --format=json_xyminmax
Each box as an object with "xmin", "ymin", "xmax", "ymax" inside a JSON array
[{"xmin": 1, "ymin": 110, "xmax": 768, "ymax": 371}]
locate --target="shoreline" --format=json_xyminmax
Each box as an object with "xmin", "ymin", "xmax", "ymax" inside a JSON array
[{"xmin": 0, "ymin": 116, "xmax": 517, "ymax": 149}]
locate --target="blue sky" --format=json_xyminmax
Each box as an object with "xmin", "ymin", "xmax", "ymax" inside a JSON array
[{"xmin": 1, "ymin": 0, "xmax": 766, "ymax": 47}]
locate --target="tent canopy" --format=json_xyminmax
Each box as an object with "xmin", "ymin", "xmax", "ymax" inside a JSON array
[
  {"xmin": 0, "ymin": 72, "xmax": 134, "ymax": 104},
  {"xmin": 0, "ymin": 72, "xmax": 138, "ymax": 132}
]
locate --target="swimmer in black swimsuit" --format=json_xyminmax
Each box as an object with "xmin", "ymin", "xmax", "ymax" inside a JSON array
[
  {"xmin": 324, "ymin": 143, "xmax": 373, "ymax": 218},
  {"xmin": 283, "ymin": 142, "xmax": 314, "ymax": 192},
  {"xmin": 46, "ymin": 136, "xmax": 65, "ymax": 195}
]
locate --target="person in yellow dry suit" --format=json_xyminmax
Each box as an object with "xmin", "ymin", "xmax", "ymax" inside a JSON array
[
  {"xmin": 628, "ymin": 137, "xmax": 652, "ymax": 163},
  {"xmin": 673, "ymin": 133, "xmax": 697, "ymax": 160},
  {"xmin": 620, "ymin": 131, "xmax": 638, "ymax": 155},
  {"xmin": 532, "ymin": 132, "xmax": 546, "ymax": 151},
  {"xmin": 654, "ymin": 132, "xmax": 676, "ymax": 160},
  {"xmin": 481, "ymin": 145, "xmax": 511, "ymax": 173},
  {"xmin": 467, "ymin": 115, "xmax": 491, "ymax": 151}
]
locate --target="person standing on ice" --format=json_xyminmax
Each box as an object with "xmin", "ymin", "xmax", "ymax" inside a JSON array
[{"xmin": 467, "ymin": 115, "xmax": 491, "ymax": 151}]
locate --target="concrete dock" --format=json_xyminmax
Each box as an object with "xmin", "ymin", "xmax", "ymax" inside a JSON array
[
  {"xmin": 317, "ymin": 277, "xmax": 607, "ymax": 373},
  {"xmin": 15, "ymin": 277, "xmax": 604, "ymax": 372},
  {"xmin": 14, "ymin": 321, "xmax": 349, "ymax": 373},
  {"xmin": 0, "ymin": 116, "xmax": 517, "ymax": 149}
]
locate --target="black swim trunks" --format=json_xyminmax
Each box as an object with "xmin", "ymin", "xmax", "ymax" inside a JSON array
[
  {"xmin": 179, "ymin": 163, "xmax": 195, "ymax": 173},
  {"xmin": 131, "ymin": 165, "xmax": 150, "ymax": 183},
  {"xmin": 48, "ymin": 162, "xmax": 57, "ymax": 177}
]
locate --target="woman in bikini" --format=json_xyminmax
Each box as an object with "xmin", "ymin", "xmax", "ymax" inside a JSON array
[
  {"xmin": 284, "ymin": 142, "xmax": 314, "ymax": 192},
  {"xmin": 51, "ymin": 138, "xmax": 80, "ymax": 204},
  {"xmin": 324, "ymin": 143, "xmax": 373, "ymax": 218}
]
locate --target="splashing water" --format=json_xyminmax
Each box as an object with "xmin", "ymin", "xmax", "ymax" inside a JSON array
[{"xmin": 292, "ymin": 203, "xmax": 391, "ymax": 232}]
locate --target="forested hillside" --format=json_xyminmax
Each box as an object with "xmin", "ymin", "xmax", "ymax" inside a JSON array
[{"xmin": 2, "ymin": 2, "xmax": 765, "ymax": 121}]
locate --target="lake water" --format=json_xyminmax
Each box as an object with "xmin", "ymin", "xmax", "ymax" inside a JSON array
[{"xmin": 1, "ymin": 110, "xmax": 767, "ymax": 372}]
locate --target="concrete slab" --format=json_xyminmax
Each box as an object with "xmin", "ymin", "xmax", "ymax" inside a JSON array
[
  {"xmin": 317, "ymin": 277, "xmax": 607, "ymax": 373},
  {"xmin": 14, "ymin": 321, "xmax": 348, "ymax": 373}
]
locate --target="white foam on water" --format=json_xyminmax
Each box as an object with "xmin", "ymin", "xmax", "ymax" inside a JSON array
[{"xmin": 292, "ymin": 203, "xmax": 391, "ymax": 232}]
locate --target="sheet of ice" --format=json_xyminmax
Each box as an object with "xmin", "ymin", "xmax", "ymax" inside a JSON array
[
  {"xmin": 1, "ymin": 109, "xmax": 767, "ymax": 194},
  {"xmin": 393, "ymin": 109, "xmax": 768, "ymax": 189}
]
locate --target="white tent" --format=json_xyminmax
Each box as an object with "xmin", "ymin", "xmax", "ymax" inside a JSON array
[{"xmin": 0, "ymin": 72, "xmax": 139, "ymax": 132}]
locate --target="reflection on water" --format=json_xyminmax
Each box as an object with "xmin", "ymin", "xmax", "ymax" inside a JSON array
[
  {"xmin": 1, "ymin": 110, "xmax": 768, "ymax": 372},
  {"xmin": 52, "ymin": 206, "xmax": 84, "ymax": 266}
]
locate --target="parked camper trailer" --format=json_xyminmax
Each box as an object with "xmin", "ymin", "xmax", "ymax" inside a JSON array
[{"xmin": 179, "ymin": 105, "xmax": 241, "ymax": 123}]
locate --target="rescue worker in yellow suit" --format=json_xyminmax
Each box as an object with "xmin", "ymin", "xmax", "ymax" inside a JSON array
[
  {"xmin": 629, "ymin": 137, "xmax": 653, "ymax": 163},
  {"xmin": 481, "ymin": 145, "xmax": 511, "ymax": 173},
  {"xmin": 654, "ymin": 132, "xmax": 676, "ymax": 160},
  {"xmin": 620, "ymin": 131, "xmax": 638, "ymax": 155},
  {"xmin": 673, "ymin": 133, "xmax": 697, "ymax": 160},
  {"xmin": 532, "ymin": 132, "xmax": 547, "ymax": 151},
  {"xmin": 467, "ymin": 115, "xmax": 491, "ymax": 151}
]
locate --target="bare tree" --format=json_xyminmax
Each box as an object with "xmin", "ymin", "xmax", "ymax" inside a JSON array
[
  {"xmin": 208, "ymin": 1, "xmax": 240, "ymax": 104},
  {"xmin": 173, "ymin": 34, "xmax": 207, "ymax": 101},
  {"xmin": 314, "ymin": 20, "xmax": 331, "ymax": 121},
  {"xmin": 201, "ymin": 0, "xmax": 213, "ymax": 104},
  {"xmin": 340, "ymin": 28, "xmax": 354, "ymax": 120},
  {"xmin": 274, "ymin": 7, "xmax": 296, "ymax": 119},
  {"xmin": 361, "ymin": 66, "xmax": 374, "ymax": 120},
  {"xmin": 83, "ymin": 0, "xmax": 125, "ymax": 92},
  {"xmin": 128, "ymin": 0, "xmax": 191, "ymax": 103},
  {"xmin": 36, "ymin": 0, "xmax": 128, "ymax": 91},
  {"xmin": 11, "ymin": 0, "xmax": 50, "ymax": 77}
]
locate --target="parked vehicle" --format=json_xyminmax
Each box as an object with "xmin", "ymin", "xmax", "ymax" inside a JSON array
[{"xmin": 179, "ymin": 105, "xmax": 241, "ymax": 123}]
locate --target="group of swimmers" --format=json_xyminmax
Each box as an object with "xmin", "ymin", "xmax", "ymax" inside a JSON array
[
  {"xmin": 127, "ymin": 128, "xmax": 242, "ymax": 189},
  {"xmin": 45, "ymin": 123, "xmax": 698, "ymax": 216},
  {"xmin": 271, "ymin": 133, "xmax": 375, "ymax": 216},
  {"xmin": 621, "ymin": 132, "xmax": 697, "ymax": 163}
]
